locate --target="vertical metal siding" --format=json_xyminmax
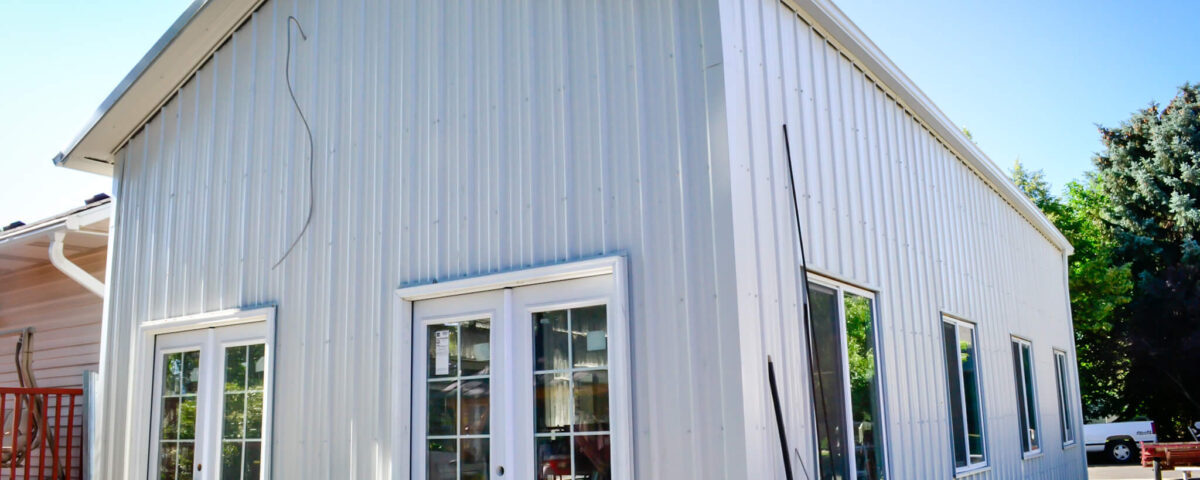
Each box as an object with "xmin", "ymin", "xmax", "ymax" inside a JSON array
[
  {"xmin": 100, "ymin": 0, "xmax": 749, "ymax": 479},
  {"xmin": 720, "ymin": 0, "xmax": 1085, "ymax": 478}
]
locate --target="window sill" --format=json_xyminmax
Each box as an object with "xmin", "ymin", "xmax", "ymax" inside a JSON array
[
  {"xmin": 1063, "ymin": 442, "xmax": 1079, "ymax": 450},
  {"xmin": 1022, "ymin": 451, "xmax": 1044, "ymax": 460},
  {"xmin": 955, "ymin": 465, "xmax": 991, "ymax": 478}
]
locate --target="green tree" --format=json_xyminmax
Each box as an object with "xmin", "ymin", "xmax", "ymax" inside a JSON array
[
  {"xmin": 1093, "ymin": 84, "xmax": 1200, "ymax": 437},
  {"xmin": 1011, "ymin": 163, "xmax": 1133, "ymax": 421}
]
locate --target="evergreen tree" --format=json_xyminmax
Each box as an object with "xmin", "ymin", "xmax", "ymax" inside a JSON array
[{"xmin": 1094, "ymin": 84, "xmax": 1200, "ymax": 438}]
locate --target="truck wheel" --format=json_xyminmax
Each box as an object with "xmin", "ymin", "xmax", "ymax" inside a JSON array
[{"xmin": 1107, "ymin": 440, "xmax": 1137, "ymax": 464}]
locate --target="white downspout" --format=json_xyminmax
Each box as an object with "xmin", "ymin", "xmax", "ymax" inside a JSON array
[{"xmin": 48, "ymin": 229, "xmax": 105, "ymax": 297}]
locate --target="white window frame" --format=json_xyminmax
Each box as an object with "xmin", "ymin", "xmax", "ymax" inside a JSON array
[
  {"xmin": 1011, "ymin": 337, "xmax": 1041, "ymax": 458},
  {"xmin": 941, "ymin": 315, "xmax": 988, "ymax": 475},
  {"xmin": 128, "ymin": 306, "xmax": 276, "ymax": 480},
  {"xmin": 806, "ymin": 273, "xmax": 891, "ymax": 480},
  {"xmin": 393, "ymin": 256, "xmax": 633, "ymax": 480},
  {"xmin": 1053, "ymin": 349, "xmax": 1077, "ymax": 447}
]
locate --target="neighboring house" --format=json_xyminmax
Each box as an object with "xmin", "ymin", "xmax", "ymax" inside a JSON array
[
  {"xmin": 0, "ymin": 196, "xmax": 111, "ymax": 479},
  {"xmin": 52, "ymin": 0, "xmax": 1085, "ymax": 479}
]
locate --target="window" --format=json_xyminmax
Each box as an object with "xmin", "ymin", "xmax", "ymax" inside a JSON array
[
  {"xmin": 941, "ymin": 317, "xmax": 986, "ymax": 472},
  {"xmin": 806, "ymin": 276, "xmax": 887, "ymax": 480},
  {"xmin": 148, "ymin": 318, "xmax": 273, "ymax": 480},
  {"xmin": 404, "ymin": 260, "xmax": 632, "ymax": 480},
  {"xmin": 1054, "ymin": 350, "xmax": 1076, "ymax": 446},
  {"xmin": 1011, "ymin": 338, "xmax": 1040, "ymax": 456}
]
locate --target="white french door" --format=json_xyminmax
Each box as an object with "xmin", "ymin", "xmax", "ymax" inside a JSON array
[
  {"xmin": 149, "ymin": 322, "xmax": 271, "ymax": 480},
  {"xmin": 411, "ymin": 274, "xmax": 623, "ymax": 480}
]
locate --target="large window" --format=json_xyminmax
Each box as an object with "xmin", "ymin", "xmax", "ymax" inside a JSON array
[
  {"xmin": 149, "ymin": 319, "xmax": 273, "ymax": 480},
  {"xmin": 406, "ymin": 263, "xmax": 632, "ymax": 480},
  {"xmin": 807, "ymin": 277, "xmax": 887, "ymax": 480},
  {"xmin": 941, "ymin": 317, "xmax": 986, "ymax": 472},
  {"xmin": 1011, "ymin": 338, "xmax": 1040, "ymax": 456},
  {"xmin": 1054, "ymin": 350, "xmax": 1076, "ymax": 446}
]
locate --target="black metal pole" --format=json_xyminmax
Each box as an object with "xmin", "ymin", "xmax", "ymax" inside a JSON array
[{"xmin": 769, "ymin": 356, "xmax": 796, "ymax": 480}]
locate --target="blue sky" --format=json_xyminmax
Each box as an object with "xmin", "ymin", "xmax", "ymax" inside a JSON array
[{"xmin": 1, "ymin": 1, "xmax": 1198, "ymax": 224}]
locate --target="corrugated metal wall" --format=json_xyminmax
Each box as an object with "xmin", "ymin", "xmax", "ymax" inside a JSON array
[
  {"xmin": 101, "ymin": 0, "xmax": 751, "ymax": 479},
  {"xmin": 718, "ymin": 0, "xmax": 1086, "ymax": 478}
]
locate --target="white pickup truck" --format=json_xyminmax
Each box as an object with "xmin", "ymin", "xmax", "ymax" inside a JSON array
[{"xmin": 1084, "ymin": 419, "xmax": 1157, "ymax": 463}]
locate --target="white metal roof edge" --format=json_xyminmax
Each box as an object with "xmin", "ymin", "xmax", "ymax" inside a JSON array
[
  {"xmin": 52, "ymin": 0, "xmax": 265, "ymax": 176},
  {"xmin": 0, "ymin": 199, "xmax": 113, "ymax": 247},
  {"xmin": 50, "ymin": 0, "xmax": 1074, "ymax": 255},
  {"xmin": 785, "ymin": 0, "xmax": 1074, "ymax": 255}
]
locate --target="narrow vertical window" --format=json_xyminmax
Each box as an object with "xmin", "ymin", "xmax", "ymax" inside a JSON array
[
  {"xmin": 1054, "ymin": 351, "xmax": 1076, "ymax": 445},
  {"xmin": 221, "ymin": 344, "xmax": 267, "ymax": 479},
  {"xmin": 942, "ymin": 317, "xmax": 986, "ymax": 471},
  {"xmin": 1011, "ymin": 338, "xmax": 1040, "ymax": 456}
]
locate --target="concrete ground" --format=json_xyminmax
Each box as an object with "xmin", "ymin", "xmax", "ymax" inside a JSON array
[{"xmin": 1089, "ymin": 463, "xmax": 1195, "ymax": 479}]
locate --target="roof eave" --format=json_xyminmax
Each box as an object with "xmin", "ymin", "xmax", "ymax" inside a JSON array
[
  {"xmin": 52, "ymin": 0, "xmax": 265, "ymax": 177},
  {"xmin": 786, "ymin": 0, "xmax": 1074, "ymax": 255}
]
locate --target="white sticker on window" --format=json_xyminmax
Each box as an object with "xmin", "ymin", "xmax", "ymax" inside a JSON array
[
  {"xmin": 587, "ymin": 330, "xmax": 607, "ymax": 351},
  {"xmin": 434, "ymin": 329, "xmax": 451, "ymax": 375}
]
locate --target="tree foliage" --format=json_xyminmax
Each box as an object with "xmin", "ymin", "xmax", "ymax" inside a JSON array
[
  {"xmin": 1093, "ymin": 84, "xmax": 1200, "ymax": 437},
  {"xmin": 1011, "ymin": 163, "xmax": 1133, "ymax": 421}
]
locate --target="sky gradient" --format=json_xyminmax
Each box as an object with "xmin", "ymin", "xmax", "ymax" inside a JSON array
[{"xmin": 1, "ymin": 0, "xmax": 1197, "ymax": 224}]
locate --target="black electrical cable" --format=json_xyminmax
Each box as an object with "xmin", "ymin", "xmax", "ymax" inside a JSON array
[
  {"xmin": 273, "ymin": 16, "xmax": 314, "ymax": 270},
  {"xmin": 782, "ymin": 123, "xmax": 817, "ymax": 480}
]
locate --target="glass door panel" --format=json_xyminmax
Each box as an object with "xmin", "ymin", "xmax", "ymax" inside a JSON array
[
  {"xmin": 220, "ymin": 343, "xmax": 267, "ymax": 479},
  {"xmin": 158, "ymin": 350, "xmax": 201, "ymax": 480}
]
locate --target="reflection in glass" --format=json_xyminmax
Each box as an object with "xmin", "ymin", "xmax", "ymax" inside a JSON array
[
  {"xmin": 959, "ymin": 325, "xmax": 985, "ymax": 465},
  {"xmin": 574, "ymin": 435, "xmax": 612, "ymax": 479},
  {"xmin": 536, "ymin": 436, "xmax": 571, "ymax": 480},
  {"xmin": 221, "ymin": 343, "xmax": 267, "ymax": 479},
  {"xmin": 534, "ymin": 310, "xmax": 570, "ymax": 371},
  {"xmin": 536, "ymin": 373, "xmax": 571, "ymax": 433},
  {"xmin": 460, "ymin": 379, "xmax": 490, "ymax": 435},
  {"xmin": 159, "ymin": 350, "xmax": 200, "ymax": 480},
  {"xmin": 427, "ymin": 439, "xmax": 457, "ymax": 480},
  {"xmin": 532, "ymin": 305, "xmax": 612, "ymax": 479},
  {"xmin": 571, "ymin": 306, "xmax": 608, "ymax": 368},
  {"xmin": 808, "ymin": 284, "xmax": 850, "ymax": 479},
  {"xmin": 427, "ymin": 381, "xmax": 458, "ymax": 436},
  {"xmin": 845, "ymin": 293, "xmax": 884, "ymax": 479},
  {"xmin": 460, "ymin": 438, "xmax": 489, "ymax": 480},
  {"xmin": 573, "ymin": 371, "xmax": 610, "ymax": 432},
  {"xmin": 425, "ymin": 319, "xmax": 491, "ymax": 480},
  {"xmin": 942, "ymin": 323, "xmax": 968, "ymax": 468}
]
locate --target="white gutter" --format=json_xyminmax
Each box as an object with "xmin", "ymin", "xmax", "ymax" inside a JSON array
[
  {"xmin": 49, "ymin": 230, "xmax": 105, "ymax": 297},
  {"xmin": 47, "ymin": 204, "xmax": 111, "ymax": 298}
]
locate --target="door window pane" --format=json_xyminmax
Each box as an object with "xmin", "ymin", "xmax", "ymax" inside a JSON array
[
  {"xmin": 159, "ymin": 350, "xmax": 200, "ymax": 480},
  {"xmin": 221, "ymin": 343, "xmax": 267, "ymax": 479},
  {"xmin": 808, "ymin": 284, "xmax": 851, "ymax": 479},
  {"xmin": 425, "ymin": 319, "xmax": 491, "ymax": 480},
  {"xmin": 845, "ymin": 293, "xmax": 885, "ymax": 480},
  {"xmin": 533, "ymin": 305, "xmax": 611, "ymax": 480}
]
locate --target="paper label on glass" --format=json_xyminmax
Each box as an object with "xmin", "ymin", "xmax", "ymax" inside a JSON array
[
  {"xmin": 587, "ymin": 331, "xmax": 607, "ymax": 351},
  {"xmin": 434, "ymin": 329, "xmax": 451, "ymax": 375}
]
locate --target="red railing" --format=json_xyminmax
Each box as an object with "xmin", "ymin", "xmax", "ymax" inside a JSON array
[{"xmin": 0, "ymin": 388, "xmax": 82, "ymax": 480}]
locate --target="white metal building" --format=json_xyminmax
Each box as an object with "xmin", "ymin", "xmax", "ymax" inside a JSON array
[{"xmin": 54, "ymin": 0, "xmax": 1086, "ymax": 478}]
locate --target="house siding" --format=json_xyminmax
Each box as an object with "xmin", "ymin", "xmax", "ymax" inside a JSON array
[
  {"xmin": 0, "ymin": 249, "xmax": 105, "ymax": 480},
  {"xmin": 101, "ymin": 0, "xmax": 748, "ymax": 478},
  {"xmin": 718, "ymin": 0, "xmax": 1086, "ymax": 478}
]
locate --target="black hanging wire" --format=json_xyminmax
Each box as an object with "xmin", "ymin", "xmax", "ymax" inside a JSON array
[
  {"xmin": 274, "ymin": 15, "xmax": 314, "ymax": 270},
  {"xmin": 782, "ymin": 124, "xmax": 817, "ymax": 480}
]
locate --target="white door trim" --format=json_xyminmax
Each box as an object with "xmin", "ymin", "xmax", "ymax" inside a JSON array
[
  {"xmin": 392, "ymin": 255, "xmax": 631, "ymax": 480},
  {"xmin": 128, "ymin": 306, "xmax": 276, "ymax": 480}
]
